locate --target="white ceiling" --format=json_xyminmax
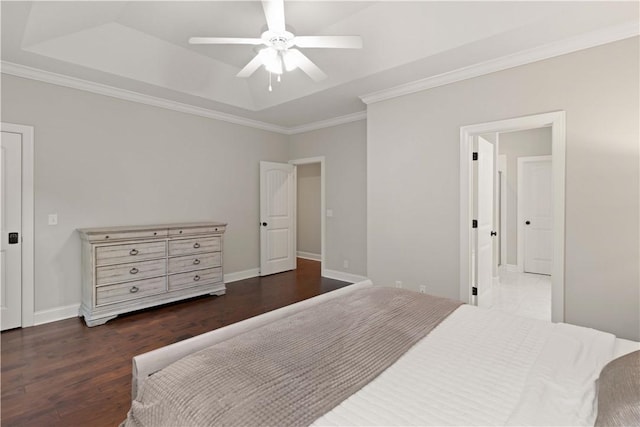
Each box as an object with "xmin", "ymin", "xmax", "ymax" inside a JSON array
[{"xmin": 2, "ymin": 1, "xmax": 638, "ymax": 129}]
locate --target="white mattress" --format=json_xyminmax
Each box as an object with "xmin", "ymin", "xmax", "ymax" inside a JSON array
[{"xmin": 312, "ymin": 305, "xmax": 619, "ymax": 426}]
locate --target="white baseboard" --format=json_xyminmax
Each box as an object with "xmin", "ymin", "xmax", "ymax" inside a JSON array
[
  {"xmin": 322, "ymin": 269, "xmax": 369, "ymax": 284},
  {"xmin": 224, "ymin": 268, "xmax": 260, "ymax": 284},
  {"xmin": 297, "ymin": 251, "xmax": 322, "ymax": 261},
  {"xmin": 33, "ymin": 304, "xmax": 80, "ymax": 326}
]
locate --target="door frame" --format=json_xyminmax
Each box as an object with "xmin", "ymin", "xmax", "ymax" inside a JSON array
[
  {"xmin": 517, "ymin": 155, "xmax": 552, "ymax": 273},
  {"xmin": 459, "ymin": 111, "xmax": 566, "ymax": 322},
  {"xmin": 498, "ymin": 154, "xmax": 507, "ymax": 267},
  {"xmin": 1, "ymin": 122, "xmax": 35, "ymax": 327},
  {"xmin": 289, "ymin": 156, "xmax": 325, "ymax": 277}
]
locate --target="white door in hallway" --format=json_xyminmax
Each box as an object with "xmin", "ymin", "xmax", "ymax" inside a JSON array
[
  {"xmin": 1, "ymin": 131, "xmax": 22, "ymax": 330},
  {"xmin": 520, "ymin": 156, "xmax": 552, "ymax": 275},
  {"xmin": 260, "ymin": 161, "xmax": 296, "ymax": 276},
  {"xmin": 476, "ymin": 137, "xmax": 494, "ymax": 307}
]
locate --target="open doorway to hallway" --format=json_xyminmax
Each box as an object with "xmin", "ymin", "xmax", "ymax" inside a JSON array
[
  {"xmin": 296, "ymin": 163, "xmax": 322, "ymax": 264},
  {"xmin": 474, "ymin": 127, "xmax": 553, "ymax": 321}
]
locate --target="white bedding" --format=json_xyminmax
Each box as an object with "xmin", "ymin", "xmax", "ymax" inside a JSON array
[{"xmin": 313, "ymin": 305, "xmax": 617, "ymax": 426}]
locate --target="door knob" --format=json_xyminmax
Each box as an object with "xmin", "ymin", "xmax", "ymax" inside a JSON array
[
  {"xmin": 261, "ymin": 222, "xmax": 268, "ymax": 227},
  {"xmin": 490, "ymin": 231, "xmax": 497, "ymax": 236},
  {"xmin": 525, "ymin": 221, "xmax": 531, "ymax": 225}
]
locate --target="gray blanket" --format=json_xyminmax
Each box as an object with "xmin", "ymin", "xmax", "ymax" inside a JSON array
[{"xmin": 123, "ymin": 287, "xmax": 462, "ymax": 427}]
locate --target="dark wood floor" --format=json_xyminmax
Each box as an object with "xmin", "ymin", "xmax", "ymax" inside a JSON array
[{"xmin": 1, "ymin": 259, "xmax": 350, "ymax": 427}]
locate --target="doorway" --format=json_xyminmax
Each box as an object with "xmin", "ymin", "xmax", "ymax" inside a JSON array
[
  {"xmin": 1, "ymin": 123, "xmax": 35, "ymax": 330},
  {"xmin": 289, "ymin": 156, "xmax": 325, "ymax": 276},
  {"xmin": 460, "ymin": 111, "xmax": 565, "ymax": 322},
  {"xmin": 295, "ymin": 163, "xmax": 321, "ymax": 262}
]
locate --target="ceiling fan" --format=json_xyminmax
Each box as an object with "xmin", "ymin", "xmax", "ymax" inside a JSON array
[{"xmin": 189, "ymin": 0, "xmax": 362, "ymax": 86}]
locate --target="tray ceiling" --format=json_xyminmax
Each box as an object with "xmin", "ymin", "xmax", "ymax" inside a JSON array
[{"xmin": 2, "ymin": 1, "xmax": 638, "ymax": 129}]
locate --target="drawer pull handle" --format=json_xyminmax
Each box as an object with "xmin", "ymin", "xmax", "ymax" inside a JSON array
[
  {"xmin": 193, "ymin": 243, "xmax": 201, "ymax": 249},
  {"xmin": 193, "ymin": 259, "xmax": 201, "ymax": 265},
  {"xmin": 129, "ymin": 249, "xmax": 139, "ymax": 256},
  {"xmin": 153, "ymin": 232, "xmax": 157, "ymax": 236},
  {"xmin": 179, "ymin": 230, "xmax": 183, "ymax": 234},
  {"xmin": 130, "ymin": 286, "xmax": 139, "ymax": 293},
  {"xmin": 130, "ymin": 268, "xmax": 139, "ymax": 274},
  {"xmin": 105, "ymin": 235, "xmax": 109, "ymax": 239},
  {"xmin": 194, "ymin": 275, "xmax": 200, "ymax": 281}
]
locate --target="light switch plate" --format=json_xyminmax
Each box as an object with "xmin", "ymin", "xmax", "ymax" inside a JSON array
[{"xmin": 48, "ymin": 214, "xmax": 58, "ymax": 225}]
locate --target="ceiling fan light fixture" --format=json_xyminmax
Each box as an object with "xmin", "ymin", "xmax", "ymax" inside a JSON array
[
  {"xmin": 282, "ymin": 50, "xmax": 299, "ymax": 72},
  {"xmin": 259, "ymin": 48, "xmax": 283, "ymax": 75}
]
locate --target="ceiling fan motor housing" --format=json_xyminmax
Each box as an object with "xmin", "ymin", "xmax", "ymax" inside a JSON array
[{"xmin": 262, "ymin": 30, "xmax": 294, "ymax": 50}]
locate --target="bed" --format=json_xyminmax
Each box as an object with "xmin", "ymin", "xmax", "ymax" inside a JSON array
[{"xmin": 123, "ymin": 280, "xmax": 639, "ymax": 426}]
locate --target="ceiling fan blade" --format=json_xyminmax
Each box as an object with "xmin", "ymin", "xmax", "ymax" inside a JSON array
[
  {"xmin": 189, "ymin": 37, "xmax": 264, "ymax": 45},
  {"xmin": 262, "ymin": 0, "xmax": 285, "ymax": 33},
  {"xmin": 293, "ymin": 36, "xmax": 362, "ymax": 49},
  {"xmin": 286, "ymin": 49, "xmax": 327, "ymax": 82},
  {"xmin": 237, "ymin": 54, "xmax": 264, "ymax": 78}
]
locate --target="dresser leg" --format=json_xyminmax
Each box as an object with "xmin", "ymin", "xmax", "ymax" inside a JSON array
[
  {"xmin": 84, "ymin": 315, "xmax": 118, "ymax": 327},
  {"xmin": 210, "ymin": 289, "xmax": 226, "ymax": 297}
]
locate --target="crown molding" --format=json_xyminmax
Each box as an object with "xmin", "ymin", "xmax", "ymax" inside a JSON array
[
  {"xmin": 360, "ymin": 21, "xmax": 639, "ymax": 105},
  {"xmin": 1, "ymin": 61, "xmax": 290, "ymax": 134},
  {"xmin": 286, "ymin": 110, "xmax": 366, "ymax": 135},
  {"xmin": 1, "ymin": 60, "xmax": 365, "ymax": 135}
]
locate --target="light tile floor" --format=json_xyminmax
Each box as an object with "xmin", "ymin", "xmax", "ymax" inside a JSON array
[{"xmin": 485, "ymin": 266, "xmax": 551, "ymax": 321}]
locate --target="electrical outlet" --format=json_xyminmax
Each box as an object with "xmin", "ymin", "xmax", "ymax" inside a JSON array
[
  {"xmin": 419, "ymin": 285, "xmax": 427, "ymax": 294},
  {"xmin": 395, "ymin": 281, "xmax": 402, "ymax": 289},
  {"xmin": 343, "ymin": 260, "xmax": 349, "ymax": 269}
]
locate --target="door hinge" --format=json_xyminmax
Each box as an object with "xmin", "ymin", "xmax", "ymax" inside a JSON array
[
  {"xmin": 472, "ymin": 219, "xmax": 478, "ymax": 228},
  {"xmin": 472, "ymin": 152, "xmax": 478, "ymax": 161},
  {"xmin": 472, "ymin": 286, "xmax": 478, "ymax": 296}
]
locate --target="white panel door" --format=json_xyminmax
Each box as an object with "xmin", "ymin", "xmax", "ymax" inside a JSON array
[
  {"xmin": 476, "ymin": 138, "xmax": 494, "ymax": 307},
  {"xmin": 260, "ymin": 161, "xmax": 296, "ymax": 276},
  {"xmin": 1, "ymin": 131, "xmax": 22, "ymax": 330},
  {"xmin": 522, "ymin": 158, "xmax": 553, "ymax": 275}
]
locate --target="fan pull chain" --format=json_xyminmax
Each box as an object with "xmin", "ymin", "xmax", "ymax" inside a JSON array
[{"xmin": 268, "ymin": 72, "xmax": 272, "ymax": 92}]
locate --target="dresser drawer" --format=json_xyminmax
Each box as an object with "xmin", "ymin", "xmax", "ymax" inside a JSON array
[
  {"xmin": 169, "ymin": 225, "xmax": 225, "ymax": 237},
  {"xmin": 96, "ymin": 276, "xmax": 166, "ymax": 306},
  {"xmin": 169, "ymin": 236, "xmax": 221, "ymax": 256},
  {"xmin": 168, "ymin": 252, "xmax": 222, "ymax": 274},
  {"xmin": 169, "ymin": 267, "xmax": 223, "ymax": 291},
  {"xmin": 96, "ymin": 259, "xmax": 166, "ymax": 285},
  {"xmin": 87, "ymin": 229, "xmax": 168, "ymax": 242},
  {"xmin": 96, "ymin": 241, "xmax": 167, "ymax": 266}
]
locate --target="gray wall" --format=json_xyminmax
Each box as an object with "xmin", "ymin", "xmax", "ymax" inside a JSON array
[
  {"xmin": 1, "ymin": 74, "xmax": 289, "ymax": 312},
  {"xmin": 289, "ymin": 120, "xmax": 367, "ymax": 276},
  {"xmin": 367, "ymin": 37, "xmax": 639, "ymax": 340},
  {"xmin": 499, "ymin": 127, "xmax": 552, "ymax": 265},
  {"xmin": 296, "ymin": 163, "xmax": 321, "ymax": 256}
]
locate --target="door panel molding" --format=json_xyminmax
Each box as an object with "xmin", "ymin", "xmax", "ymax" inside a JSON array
[
  {"xmin": 1, "ymin": 122, "xmax": 34, "ymax": 328},
  {"xmin": 459, "ymin": 111, "xmax": 565, "ymax": 323}
]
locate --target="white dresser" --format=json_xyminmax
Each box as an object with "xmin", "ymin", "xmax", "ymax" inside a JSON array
[{"xmin": 78, "ymin": 222, "xmax": 226, "ymax": 326}]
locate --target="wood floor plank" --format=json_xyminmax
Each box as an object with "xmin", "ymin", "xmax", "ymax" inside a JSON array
[{"xmin": 1, "ymin": 259, "xmax": 350, "ymax": 426}]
